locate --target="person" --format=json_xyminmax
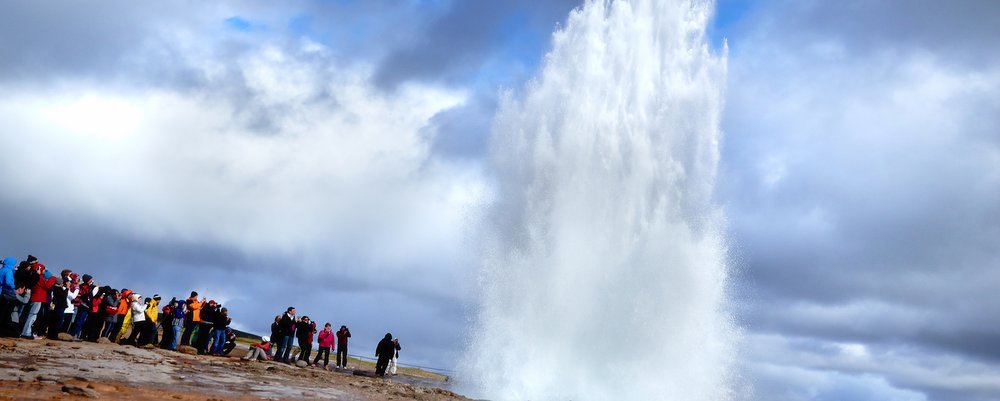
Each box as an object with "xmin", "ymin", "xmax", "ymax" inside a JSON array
[
  {"xmin": 313, "ymin": 323, "xmax": 334, "ymax": 368},
  {"xmin": 0, "ymin": 257, "xmax": 17, "ymax": 336},
  {"xmin": 243, "ymin": 336, "xmax": 272, "ymax": 362},
  {"xmin": 387, "ymin": 338, "xmax": 402, "ymax": 375},
  {"xmin": 269, "ymin": 315, "xmax": 280, "ymax": 347},
  {"xmin": 22, "ymin": 260, "xmax": 55, "ymax": 339},
  {"xmin": 274, "ymin": 307, "xmax": 296, "ymax": 363},
  {"xmin": 295, "ymin": 316, "xmax": 316, "ymax": 364},
  {"xmin": 10, "ymin": 258, "xmax": 37, "ymax": 337},
  {"xmin": 180, "ymin": 292, "xmax": 203, "ymax": 346},
  {"xmin": 336, "ymin": 325, "xmax": 351, "ymax": 369},
  {"xmin": 111, "ymin": 289, "xmax": 133, "ymax": 342},
  {"xmin": 196, "ymin": 300, "xmax": 217, "ymax": 355},
  {"xmin": 144, "ymin": 295, "xmax": 160, "ymax": 346},
  {"xmin": 70, "ymin": 274, "xmax": 94, "ymax": 340},
  {"xmin": 47, "ymin": 270, "xmax": 75, "ymax": 339},
  {"xmin": 100, "ymin": 288, "xmax": 120, "ymax": 339},
  {"xmin": 210, "ymin": 307, "xmax": 230, "ymax": 356},
  {"xmin": 123, "ymin": 293, "xmax": 146, "ymax": 345},
  {"xmin": 168, "ymin": 302, "xmax": 186, "ymax": 350},
  {"xmin": 222, "ymin": 327, "xmax": 237, "ymax": 356},
  {"xmin": 60, "ymin": 273, "xmax": 80, "ymax": 333},
  {"xmin": 375, "ymin": 333, "xmax": 395, "ymax": 376}
]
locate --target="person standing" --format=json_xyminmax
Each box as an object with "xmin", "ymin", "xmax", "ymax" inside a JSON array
[
  {"xmin": 123, "ymin": 294, "xmax": 146, "ymax": 345},
  {"xmin": 210, "ymin": 307, "xmax": 230, "ymax": 356},
  {"xmin": 375, "ymin": 333, "xmax": 395, "ymax": 376},
  {"xmin": 180, "ymin": 292, "xmax": 203, "ymax": 346},
  {"xmin": 313, "ymin": 323, "xmax": 334, "ymax": 368},
  {"xmin": 22, "ymin": 260, "xmax": 55, "ymax": 339},
  {"xmin": 169, "ymin": 302, "xmax": 186, "ymax": 350},
  {"xmin": 196, "ymin": 300, "xmax": 217, "ymax": 354},
  {"xmin": 70, "ymin": 274, "xmax": 94, "ymax": 339},
  {"xmin": 295, "ymin": 316, "xmax": 316, "ymax": 364},
  {"xmin": 274, "ymin": 307, "xmax": 296, "ymax": 363},
  {"xmin": 0, "ymin": 257, "xmax": 17, "ymax": 336},
  {"xmin": 387, "ymin": 338, "xmax": 402, "ymax": 375},
  {"xmin": 336, "ymin": 325, "xmax": 351, "ymax": 369}
]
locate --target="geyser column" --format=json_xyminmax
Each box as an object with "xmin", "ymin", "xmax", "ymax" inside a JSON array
[{"xmin": 463, "ymin": 0, "xmax": 734, "ymax": 400}]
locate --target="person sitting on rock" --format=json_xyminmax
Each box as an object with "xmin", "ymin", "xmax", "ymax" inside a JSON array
[{"xmin": 243, "ymin": 336, "xmax": 272, "ymax": 361}]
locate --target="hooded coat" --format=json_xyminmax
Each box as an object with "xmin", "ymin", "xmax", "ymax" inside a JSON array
[{"xmin": 0, "ymin": 257, "xmax": 16, "ymax": 292}]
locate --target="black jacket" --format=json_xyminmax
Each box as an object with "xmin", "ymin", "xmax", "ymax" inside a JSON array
[
  {"xmin": 376, "ymin": 337, "xmax": 395, "ymax": 359},
  {"xmin": 213, "ymin": 311, "xmax": 230, "ymax": 328},
  {"xmin": 278, "ymin": 313, "xmax": 295, "ymax": 336}
]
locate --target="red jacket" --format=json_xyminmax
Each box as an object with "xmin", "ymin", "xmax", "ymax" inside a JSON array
[
  {"xmin": 29, "ymin": 265, "xmax": 56, "ymax": 303},
  {"xmin": 317, "ymin": 329, "xmax": 335, "ymax": 348}
]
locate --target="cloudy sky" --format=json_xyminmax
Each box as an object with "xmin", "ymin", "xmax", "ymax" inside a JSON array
[{"xmin": 1, "ymin": 1, "xmax": 998, "ymax": 400}]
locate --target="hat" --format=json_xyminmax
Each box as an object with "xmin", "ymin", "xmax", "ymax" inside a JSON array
[
  {"xmin": 82, "ymin": 274, "xmax": 93, "ymax": 283},
  {"xmin": 261, "ymin": 336, "xmax": 270, "ymax": 343},
  {"xmin": 152, "ymin": 294, "xmax": 161, "ymax": 300},
  {"xmin": 209, "ymin": 300, "xmax": 216, "ymax": 305},
  {"xmin": 69, "ymin": 273, "xmax": 79, "ymax": 281},
  {"xmin": 26, "ymin": 255, "xmax": 37, "ymax": 263},
  {"xmin": 131, "ymin": 293, "xmax": 141, "ymax": 302}
]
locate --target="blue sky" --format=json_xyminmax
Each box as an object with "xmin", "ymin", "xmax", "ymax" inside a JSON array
[{"xmin": 1, "ymin": 1, "xmax": 998, "ymax": 400}]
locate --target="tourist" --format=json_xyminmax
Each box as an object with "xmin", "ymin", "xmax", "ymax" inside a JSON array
[
  {"xmin": 180, "ymin": 292, "xmax": 203, "ymax": 346},
  {"xmin": 336, "ymin": 325, "xmax": 351, "ymax": 369},
  {"xmin": 222, "ymin": 327, "xmax": 237, "ymax": 356},
  {"xmin": 123, "ymin": 293, "xmax": 146, "ymax": 345},
  {"xmin": 243, "ymin": 336, "xmax": 272, "ymax": 361},
  {"xmin": 99, "ymin": 288, "xmax": 120, "ymax": 339},
  {"xmin": 0, "ymin": 257, "xmax": 17, "ymax": 336},
  {"xmin": 210, "ymin": 307, "xmax": 230, "ymax": 356},
  {"xmin": 387, "ymin": 338, "xmax": 401, "ymax": 375},
  {"xmin": 274, "ymin": 307, "xmax": 296, "ymax": 363},
  {"xmin": 22, "ymin": 260, "xmax": 55, "ymax": 339},
  {"xmin": 47, "ymin": 270, "xmax": 74, "ymax": 339},
  {"xmin": 375, "ymin": 333, "xmax": 394, "ymax": 376},
  {"xmin": 144, "ymin": 295, "xmax": 160, "ymax": 346},
  {"xmin": 70, "ymin": 274, "xmax": 94, "ymax": 340},
  {"xmin": 313, "ymin": 323, "xmax": 334, "ymax": 368},
  {"xmin": 296, "ymin": 316, "xmax": 316, "ymax": 364},
  {"xmin": 111, "ymin": 288, "xmax": 132, "ymax": 342},
  {"xmin": 196, "ymin": 300, "xmax": 218, "ymax": 355},
  {"xmin": 60, "ymin": 273, "xmax": 80, "ymax": 333},
  {"xmin": 269, "ymin": 315, "xmax": 280, "ymax": 346},
  {"xmin": 169, "ymin": 302, "xmax": 186, "ymax": 350}
]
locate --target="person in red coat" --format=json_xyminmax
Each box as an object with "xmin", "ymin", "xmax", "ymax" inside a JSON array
[
  {"xmin": 313, "ymin": 323, "xmax": 335, "ymax": 367},
  {"xmin": 22, "ymin": 261, "xmax": 55, "ymax": 339}
]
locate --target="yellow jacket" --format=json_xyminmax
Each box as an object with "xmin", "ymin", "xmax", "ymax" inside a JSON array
[{"xmin": 145, "ymin": 299, "xmax": 160, "ymax": 322}]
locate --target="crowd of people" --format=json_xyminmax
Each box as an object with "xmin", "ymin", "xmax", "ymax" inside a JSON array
[
  {"xmin": 0, "ymin": 254, "xmax": 405, "ymax": 377},
  {"xmin": 0, "ymin": 254, "xmax": 236, "ymax": 356}
]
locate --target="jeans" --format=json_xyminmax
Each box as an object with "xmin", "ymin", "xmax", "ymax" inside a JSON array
[
  {"xmin": 275, "ymin": 335, "xmax": 294, "ymax": 362},
  {"xmin": 171, "ymin": 324, "xmax": 182, "ymax": 350},
  {"xmin": 180, "ymin": 320, "xmax": 195, "ymax": 346},
  {"xmin": 70, "ymin": 309, "xmax": 88, "ymax": 337},
  {"xmin": 20, "ymin": 302, "xmax": 42, "ymax": 337},
  {"xmin": 211, "ymin": 328, "xmax": 226, "ymax": 355}
]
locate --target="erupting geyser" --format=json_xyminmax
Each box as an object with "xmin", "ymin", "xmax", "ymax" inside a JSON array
[{"xmin": 462, "ymin": 0, "xmax": 735, "ymax": 400}]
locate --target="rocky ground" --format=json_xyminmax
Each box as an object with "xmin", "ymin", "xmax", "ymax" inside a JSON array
[{"xmin": 0, "ymin": 337, "xmax": 470, "ymax": 400}]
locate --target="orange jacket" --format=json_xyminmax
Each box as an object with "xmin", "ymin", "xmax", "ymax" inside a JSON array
[
  {"xmin": 187, "ymin": 297, "xmax": 204, "ymax": 322},
  {"xmin": 117, "ymin": 290, "xmax": 132, "ymax": 315}
]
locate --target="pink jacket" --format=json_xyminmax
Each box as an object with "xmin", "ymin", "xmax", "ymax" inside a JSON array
[{"xmin": 317, "ymin": 329, "xmax": 335, "ymax": 348}]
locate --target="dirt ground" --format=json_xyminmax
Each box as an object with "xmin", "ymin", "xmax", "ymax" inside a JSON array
[{"xmin": 0, "ymin": 337, "xmax": 470, "ymax": 401}]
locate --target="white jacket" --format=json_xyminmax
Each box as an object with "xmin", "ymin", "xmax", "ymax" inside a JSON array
[
  {"xmin": 131, "ymin": 301, "xmax": 146, "ymax": 323},
  {"xmin": 64, "ymin": 288, "xmax": 79, "ymax": 314}
]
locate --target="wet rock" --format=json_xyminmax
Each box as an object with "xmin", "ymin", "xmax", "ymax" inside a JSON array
[
  {"xmin": 57, "ymin": 333, "xmax": 75, "ymax": 341},
  {"xmin": 353, "ymin": 370, "xmax": 378, "ymax": 378},
  {"xmin": 266, "ymin": 366, "xmax": 277, "ymax": 372},
  {"xmin": 35, "ymin": 375, "xmax": 59, "ymax": 382},
  {"xmin": 62, "ymin": 384, "xmax": 99, "ymax": 398}
]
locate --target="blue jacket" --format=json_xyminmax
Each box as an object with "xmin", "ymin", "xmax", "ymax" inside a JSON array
[{"xmin": 0, "ymin": 257, "xmax": 15, "ymax": 291}]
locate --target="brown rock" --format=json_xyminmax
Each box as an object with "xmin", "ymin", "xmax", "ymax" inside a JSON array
[
  {"xmin": 177, "ymin": 345, "xmax": 198, "ymax": 355},
  {"xmin": 58, "ymin": 332, "xmax": 75, "ymax": 341},
  {"xmin": 96, "ymin": 337, "xmax": 112, "ymax": 344},
  {"xmin": 62, "ymin": 384, "xmax": 99, "ymax": 398}
]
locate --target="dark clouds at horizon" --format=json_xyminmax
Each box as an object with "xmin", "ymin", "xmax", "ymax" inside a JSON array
[{"xmin": 1, "ymin": 1, "xmax": 999, "ymax": 400}]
